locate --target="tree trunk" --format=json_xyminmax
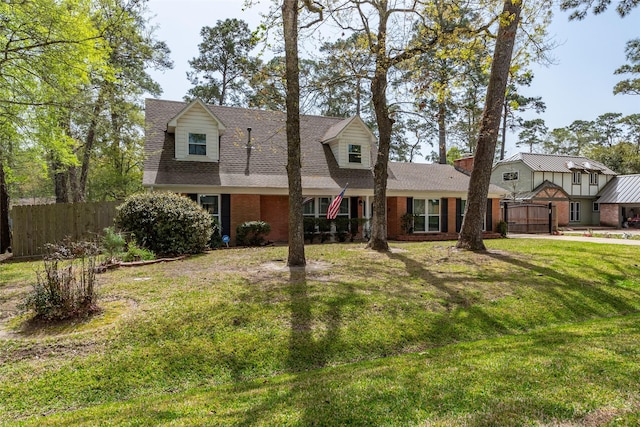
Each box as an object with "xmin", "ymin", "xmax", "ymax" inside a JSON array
[
  {"xmin": 0, "ymin": 158, "xmax": 11, "ymax": 253},
  {"xmin": 500, "ymin": 98, "xmax": 508, "ymax": 160},
  {"xmin": 53, "ymin": 160, "xmax": 71, "ymax": 203},
  {"xmin": 366, "ymin": 9, "xmax": 392, "ymax": 252},
  {"xmin": 438, "ymin": 101, "xmax": 447, "ymax": 164},
  {"xmin": 78, "ymin": 92, "xmax": 106, "ymax": 202},
  {"xmin": 457, "ymin": 0, "xmax": 522, "ymax": 251},
  {"xmin": 283, "ymin": 0, "xmax": 306, "ymax": 267}
]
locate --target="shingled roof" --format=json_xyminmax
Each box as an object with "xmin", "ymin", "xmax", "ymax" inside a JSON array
[
  {"xmin": 143, "ymin": 99, "xmax": 506, "ymax": 196},
  {"xmin": 497, "ymin": 153, "xmax": 617, "ymax": 175}
]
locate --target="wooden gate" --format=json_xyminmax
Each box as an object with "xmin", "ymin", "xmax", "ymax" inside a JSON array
[{"xmin": 504, "ymin": 203, "xmax": 556, "ymax": 234}]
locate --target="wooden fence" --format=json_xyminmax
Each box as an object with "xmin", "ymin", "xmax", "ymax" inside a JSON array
[
  {"xmin": 504, "ymin": 203, "xmax": 557, "ymax": 234},
  {"xmin": 11, "ymin": 201, "xmax": 119, "ymax": 257}
]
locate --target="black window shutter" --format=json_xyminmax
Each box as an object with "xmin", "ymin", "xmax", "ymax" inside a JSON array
[
  {"xmin": 441, "ymin": 198, "xmax": 448, "ymax": 232},
  {"xmin": 221, "ymin": 194, "xmax": 231, "ymax": 237},
  {"xmin": 456, "ymin": 198, "xmax": 463, "ymax": 232},
  {"xmin": 350, "ymin": 197, "xmax": 358, "ymax": 219},
  {"xmin": 486, "ymin": 198, "xmax": 493, "ymax": 231},
  {"xmin": 187, "ymin": 193, "xmax": 197, "ymax": 202},
  {"xmin": 406, "ymin": 197, "xmax": 413, "ymax": 214}
]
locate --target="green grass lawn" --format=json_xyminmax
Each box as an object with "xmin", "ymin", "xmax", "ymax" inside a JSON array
[{"xmin": 1, "ymin": 239, "xmax": 639, "ymax": 426}]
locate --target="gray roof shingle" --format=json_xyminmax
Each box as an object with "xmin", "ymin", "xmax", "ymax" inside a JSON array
[{"xmin": 144, "ymin": 99, "xmax": 506, "ymax": 196}]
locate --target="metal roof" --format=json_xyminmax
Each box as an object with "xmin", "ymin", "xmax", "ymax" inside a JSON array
[
  {"xmin": 596, "ymin": 174, "xmax": 640, "ymax": 204},
  {"xmin": 497, "ymin": 153, "xmax": 617, "ymax": 175}
]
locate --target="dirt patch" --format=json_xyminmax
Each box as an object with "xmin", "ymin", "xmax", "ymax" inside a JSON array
[
  {"xmin": 260, "ymin": 260, "xmax": 332, "ymax": 273},
  {"xmin": 0, "ymin": 298, "xmax": 137, "ymax": 342}
]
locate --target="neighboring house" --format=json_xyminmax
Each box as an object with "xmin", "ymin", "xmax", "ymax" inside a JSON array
[
  {"xmin": 143, "ymin": 99, "xmax": 506, "ymax": 244},
  {"xmin": 596, "ymin": 174, "xmax": 640, "ymax": 228},
  {"xmin": 491, "ymin": 153, "xmax": 617, "ymax": 226}
]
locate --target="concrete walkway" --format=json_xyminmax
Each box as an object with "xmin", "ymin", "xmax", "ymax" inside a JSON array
[{"xmin": 508, "ymin": 230, "xmax": 640, "ymax": 246}]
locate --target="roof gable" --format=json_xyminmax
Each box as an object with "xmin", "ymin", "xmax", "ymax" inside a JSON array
[
  {"xmin": 167, "ymin": 98, "xmax": 226, "ymax": 134},
  {"xmin": 321, "ymin": 116, "xmax": 375, "ymax": 144}
]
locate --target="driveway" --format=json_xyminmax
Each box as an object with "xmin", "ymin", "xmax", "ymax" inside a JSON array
[{"xmin": 508, "ymin": 230, "xmax": 640, "ymax": 246}]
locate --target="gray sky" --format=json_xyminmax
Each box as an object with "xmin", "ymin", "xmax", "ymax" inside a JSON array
[{"xmin": 146, "ymin": 0, "xmax": 639, "ymax": 158}]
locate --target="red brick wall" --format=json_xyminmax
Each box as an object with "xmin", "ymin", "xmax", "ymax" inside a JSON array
[
  {"xmin": 230, "ymin": 194, "xmax": 261, "ymax": 242},
  {"xmin": 599, "ymin": 203, "xmax": 619, "ymax": 227},
  {"xmin": 260, "ymin": 195, "xmax": 289, "ymax": 242},
  {"xmin": 453, "ymin": 156, "xmax": 474, "ymax": 174}
]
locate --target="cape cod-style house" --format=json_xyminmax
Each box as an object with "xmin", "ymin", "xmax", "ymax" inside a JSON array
[{"xmin": 143, "ymin": 99, "xmax": 507, "ymax": 244}]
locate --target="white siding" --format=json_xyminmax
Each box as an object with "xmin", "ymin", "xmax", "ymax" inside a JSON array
[
  {"xmin": 174, "ymin": 103, "xmax": 220, "ymax": 161},
  {"xmin": 334, "ymin": 122, "xmax": 372, "ymax": 169}
]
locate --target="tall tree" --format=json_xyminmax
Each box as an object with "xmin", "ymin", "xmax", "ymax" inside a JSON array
[
  {"xmin": 500, "ymin": 71, "xmax": 546, "ymax": 159},
  {"xmin": 517, "ymin": 118, "xmax": 548, "ymax": 152},
  {"xmin": 457, "ymin": 0, "xmax": 522, "ymax": 251},
  {"xmin": 0, "ymin": 0, "xmax": 103, "ymax": 252},
  {"xmin": 283, "ymin": 0, "xmax": 322, "ymax": 267},
  {"xmin": 50, "ymin": 0, "xmax": 172, "ymax": 203},
  {"xmin": 186, "ymin": 19, "xmax": 258, "ymax": 106},
  {"xmin": 614, "ymin": 39, "xmax": 640, "ymax": 95}
]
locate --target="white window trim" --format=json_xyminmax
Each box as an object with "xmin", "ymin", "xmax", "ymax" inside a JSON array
[
  {"xmin": 414, "ymin": 198, "xmax": 441, "ymax": 233},
  {"xmin": 589, "ymin": 172, "xmax": 599, "ymax": 186},
  {"xmin": 570, "ymin": 201, "xmax": 581, "ymax": 222},
  {"xmin": 348, "ymin": 144, "xmax": 362, "ymax": 164},
  {"xmin": 572, "ymin": 171, "xmax": 582, "ymax": 185},
  {"xmin": 198, "ymin": 194, "xmax": 221, "ymax": 223}
]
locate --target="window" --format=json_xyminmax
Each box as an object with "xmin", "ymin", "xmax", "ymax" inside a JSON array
[
  {"xmin": 414, "ymin": 199, "xmax": 440, "ymax": 232},
  {"xmin": 304, "ymin": 196, "xmax": 348, "ymax": 218},
  {"xmin": 593, "ymin": 202, "xmax": 599, "ymax": 212},
  {"xmin": 570, "ymin": 201, "xmax": 581, "ymax": 222},
  {"xmin": 199, "ymin": 195, "xmax": 220, "ymax": 223},
  {"xmin": 589, "ymin": 172, "xmax": 598, "ymax": 185},
  {"xmin": 502, "ymin": 171, "xmax": 519, "ymax": 181},
  {"xmin": 348, "ymin": 144, "xmax": 362, "ymax": 163},
  {"xmin": 572, "ymin": 171, "xmax": 581, "ymax": 185},
  {"xmin": 189, "ymin": 133, "xmax": 207, "ymax": 155}
]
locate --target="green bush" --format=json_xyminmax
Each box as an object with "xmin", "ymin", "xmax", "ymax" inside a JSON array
[
  {"xmin": 101, "ymin": 227, "xmax": 126, "ymax": 261},
  {"xmin": 210, "ymin": 218, "xmax": 223, "ymax": 249},
  {"xmin": 115, "ymin": 192, "xmax": 212, "ymax": 256},
  {"xmin": 121, "ymin": 241, "xmax": 156, "ymax": 262},
  {"xmin": 497, "ymin": 220, "xmax": 508, "ymax": 237},
  {"xmin": 236, "ymin": 221, "xmax": 271, "ymax": 246}
]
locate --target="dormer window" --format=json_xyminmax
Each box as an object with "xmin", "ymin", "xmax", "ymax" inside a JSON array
[
  {"xmin": 589, "ymin": 172, "xmax": 598, "ymax": 185},
  {"xmin": 348, "ymin": 144, "xmax": 362, "ymax": 163},
  {"xmin": 189, "ymin": 133, "xmax": 207, "ymax": 155},
  {"xmin": 503, "ymin": 171, "xmax": 518, "ymax": 181}
]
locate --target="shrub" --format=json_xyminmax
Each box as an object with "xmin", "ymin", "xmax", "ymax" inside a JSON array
[
  {"xmin": 497, "ymin": 220, "xmax": 508, "ymax": 237},
  {"xmin": 236, "ymin": 221, "xmax": 271, "ymax": 246},
  {"xmin": 400, "ymin": 212, "xmax": 416, "ymax": 234},
  {"xmin": 101, "ymin": 227, "xmax": 126, "ymax": 262},
  {"xmin": 121, "ymin": 241, "xmax": 156, "ymax": 262},
  {"xmin": 23, "ymin": 240, "xmax": 99, "ymax": 321},
  {"xmin": 210, "ymin": 218, "xmax": 223, "ymax": 249},
  {"xmin": 115, "ymin": 192, "xmax": 212, "ymax": 255},
  {"xmin": 303, "ymin": 217, "xmax": 317, "ymax": 243}
]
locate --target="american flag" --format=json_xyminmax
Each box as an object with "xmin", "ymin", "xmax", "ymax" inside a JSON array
[{"xmin": 326, "ymin": 184, "xmax": 348, "ymax": 220}]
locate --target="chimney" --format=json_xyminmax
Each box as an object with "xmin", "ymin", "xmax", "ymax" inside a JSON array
[{"xmin": 453, "ymin": 155, "xmax": 474, "ymax": 175}]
